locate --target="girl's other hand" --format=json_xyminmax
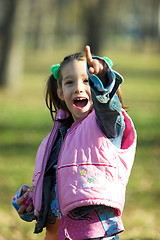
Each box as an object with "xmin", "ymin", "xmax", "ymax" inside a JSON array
[{"xmin": 16, "ymin": 185, "xmax": 34, "ymax": 215}]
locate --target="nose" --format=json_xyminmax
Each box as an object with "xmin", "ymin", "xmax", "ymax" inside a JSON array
[{"xmin": 74, "ymin": 80, "xmax": 84, "ymax": 93}]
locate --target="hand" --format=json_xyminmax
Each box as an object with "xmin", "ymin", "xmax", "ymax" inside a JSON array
[
  {"xmin": 85, "ymin": 45, "xmax": 107, "ymax": 76},
  {"xmin": 16, "ymin": 186, "xmax": 34, "ymax": 215}
]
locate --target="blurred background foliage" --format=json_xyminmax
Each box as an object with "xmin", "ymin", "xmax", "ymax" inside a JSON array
[
  {"xmin": 0, "ymin": 0, "xmax": 160, "ymax": 88},
  {"xmin": 0, "ymin": 0, "xmax": 160, "ymax": 239}
]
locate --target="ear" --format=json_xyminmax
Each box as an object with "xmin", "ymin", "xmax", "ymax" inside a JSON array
[{"xmin": 57, "ymin": 86, "xmax": 64, "ymax": 101}]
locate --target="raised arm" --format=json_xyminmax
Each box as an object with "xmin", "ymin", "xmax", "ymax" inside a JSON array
[{"xmin": 85, "ymin": 46, "xmax": 125, "ymax": 146}]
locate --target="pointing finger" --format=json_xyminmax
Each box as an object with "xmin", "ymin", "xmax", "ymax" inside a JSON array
[{"xmin": 85, "ymin": 45, "xmax": 92, "ymax": 64}]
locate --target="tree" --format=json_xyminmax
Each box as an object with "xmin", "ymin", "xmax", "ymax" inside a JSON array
[
  {"xmin": 82, "ymin": 0, "xmax": 108, "ymax": 55},
  {"xmin": 0, "ymin": 0, "xmax": 29, "ymax": 88}
]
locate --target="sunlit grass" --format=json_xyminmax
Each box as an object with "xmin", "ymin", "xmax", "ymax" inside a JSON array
[{"xmin": 0, "ymin": 47, "xmax": 160, "ymax": 239}]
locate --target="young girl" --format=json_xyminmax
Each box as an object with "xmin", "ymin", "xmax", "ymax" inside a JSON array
[{"xmin": 12, "ymin": 46, "xmax": 137, "ymax": 240}]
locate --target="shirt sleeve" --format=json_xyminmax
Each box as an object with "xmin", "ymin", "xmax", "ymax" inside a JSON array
[{"xmin": 87, "ymin": 57, "xmax": 124, "ymax": 141}]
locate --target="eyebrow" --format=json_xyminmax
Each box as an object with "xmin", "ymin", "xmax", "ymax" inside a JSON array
[
  {"xmin": 63, "ymin": 73, "xmax": 88, "ymax": 82},
  {"xmin": 63, "ymin": 75, "xmax": 74, "ymax": 81}
]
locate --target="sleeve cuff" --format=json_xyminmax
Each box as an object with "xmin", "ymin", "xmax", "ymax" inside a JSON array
[
  {"xmin": 87, "ymin": 56, "xmax": 115, "ymax": 93},
  {"xmin": 87, "ymin": 56, "xmax": 124, "ymax": 103}
]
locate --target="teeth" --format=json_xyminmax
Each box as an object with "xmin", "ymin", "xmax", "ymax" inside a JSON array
[{"xmin": 76, "ymin": 98, "xmax": 85, "ymax": 101}]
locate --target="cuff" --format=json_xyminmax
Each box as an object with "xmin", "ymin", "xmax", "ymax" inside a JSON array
[{"xmin": 87, "ymin": 56, "xmax": 115, "ymax": 94}]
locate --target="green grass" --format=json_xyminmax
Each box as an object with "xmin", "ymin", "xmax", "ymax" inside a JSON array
[{"xmin": 0, "ymin": 48, "xmax": 160, "ymax": 239}]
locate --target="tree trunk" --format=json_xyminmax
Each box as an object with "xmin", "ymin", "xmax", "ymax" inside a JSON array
[
  {"xmin": 0, "ymin": 0, "xmax": 29, "ymax": 88},
  {"xmin": 83, "ymin": 0, "xmax": 107, "ymax": 55},
  {"xmin": 0, "ymin": 0, "xmax": 16, "ymax": 87}
]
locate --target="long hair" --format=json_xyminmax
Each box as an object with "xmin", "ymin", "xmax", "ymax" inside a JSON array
[{"xmin": 45, "ymin": 52, "xmax": 86, "ymax": 126}]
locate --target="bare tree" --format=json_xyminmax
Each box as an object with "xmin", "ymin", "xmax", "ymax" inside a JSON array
[
  {"xmin": 26, "ymin": 0, "xmax": 56, "ymax": 50},
  {"xmin": 0, "ymin": 0, "xmax": 16, "ymax": 87},
  {"xmin": 82, "ymin": 0, "xmax": 108, "ymax": 55},
  {"xmin": 0, "ymin": 0, "xmax": 29, "ymax": 88}
]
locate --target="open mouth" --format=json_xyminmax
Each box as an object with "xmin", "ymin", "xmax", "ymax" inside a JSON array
[{"xmin": 73, "ymin": 97, "xmax": 88, "ymax": 108}]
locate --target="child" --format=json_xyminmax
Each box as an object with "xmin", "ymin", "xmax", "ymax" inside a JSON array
[{"xmin": 12, "ymin": 46, "xmax": 137, "ymax": 240}]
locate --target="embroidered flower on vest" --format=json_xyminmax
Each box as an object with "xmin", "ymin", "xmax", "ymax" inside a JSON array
[
  {"xmin": 88, "ymin": 177, "xmax": 95, "ymax": 183},
  {"xmin": 80, "ymin": 169, "xmax": 86, "ymax": 176}
]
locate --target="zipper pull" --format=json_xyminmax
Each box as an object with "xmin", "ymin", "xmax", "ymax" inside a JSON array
[{"xmin": 57, "ymin": 210, "xmax": 62, "ymax": 219}]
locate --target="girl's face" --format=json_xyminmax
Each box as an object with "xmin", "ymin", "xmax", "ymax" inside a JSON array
[{"xmin": 57, "ymin": 60, "xmax": 93, "ymax": 122}]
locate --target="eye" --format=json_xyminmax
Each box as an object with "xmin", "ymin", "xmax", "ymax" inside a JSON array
[
  {"xmin": 65, "ymin": 80, "xmax": 73, "ymax": 85},
  {"xmin": 84, "ymin": 79, "xmax": 89, "ymax": 83}
]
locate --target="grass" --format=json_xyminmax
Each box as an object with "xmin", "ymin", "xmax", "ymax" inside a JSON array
[{"xmin": 0, "ymin": 47, "xmax": 160, "ymax": 239}]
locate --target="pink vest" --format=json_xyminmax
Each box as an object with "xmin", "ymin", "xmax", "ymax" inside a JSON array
[
  {"xmin": 32, "ymin": 110, "xmax": 68, "ymax": 216},
  {"xmin": 32, "ymin": 109, "xmax": 136, "ymax": 217},
  {"xmin": 57, "ymin": 109, "xmax": 136, "ymax": 216}
]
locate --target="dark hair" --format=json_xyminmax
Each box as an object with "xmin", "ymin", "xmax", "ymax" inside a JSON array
[
  {"xmin": 45, "ymin": 52, "xmax": 86, "ymax": 125},
  {"xmin": 45, "ymin": 51, "xmax": 125, "ymax": 124}
]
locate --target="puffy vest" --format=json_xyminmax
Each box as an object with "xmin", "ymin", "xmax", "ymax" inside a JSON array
[
  {"xmin": 57, "ymin": 109, "xmax": 137, "ymax": 216},
  {"xmin": 32, "ymin": 109, "xmax": 136, "ymax": 217}
]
